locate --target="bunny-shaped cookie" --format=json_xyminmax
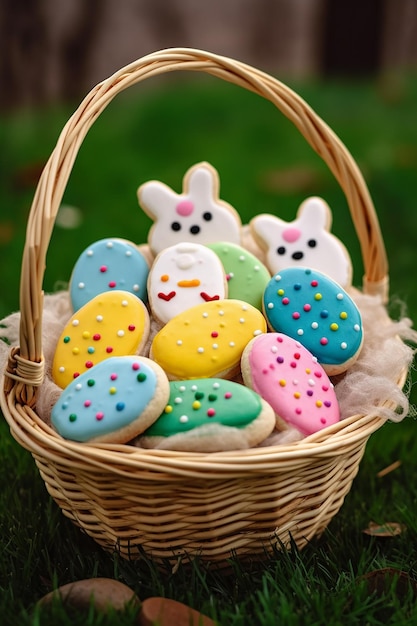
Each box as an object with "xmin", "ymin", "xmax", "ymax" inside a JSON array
[
  {"xmin": 250, "ymin": 197, "xmax": 352, "ymax": 288},
  {"xmin": 138, "ymin": 162, "xmax": 242, "ymax": 255}
]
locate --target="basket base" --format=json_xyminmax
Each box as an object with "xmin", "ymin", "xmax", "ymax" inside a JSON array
[{"xmin": 33, "ymin": 444, "xmax": 365, "ymax": 568}]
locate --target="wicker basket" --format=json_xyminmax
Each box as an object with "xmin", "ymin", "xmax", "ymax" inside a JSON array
[{"xmin": 0, "ymin": 48, "xmax": 407, "ymax": 566}]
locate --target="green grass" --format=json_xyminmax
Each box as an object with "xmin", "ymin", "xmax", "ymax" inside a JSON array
[{"xmin": 1, "ymin": 72, "xmax": 417, "ymax": 624}]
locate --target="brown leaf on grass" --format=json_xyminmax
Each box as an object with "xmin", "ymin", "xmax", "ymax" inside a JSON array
[
  {"xmin": 357, "ymin": 568, "xmax": 417, "ymax": 599},
  {"xmin": 363, "ymin": 521, "xmax": 406, "ymax": 537},
  {"xmin": 139, "ymin": 597, "xmax": 217, "ymax": 626}
]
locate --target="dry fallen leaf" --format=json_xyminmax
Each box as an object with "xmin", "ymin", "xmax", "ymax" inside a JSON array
[
  {"xmin": 363, "ymin": 521, "xmax": 406, "ymax": 537},
  {"xmin": 357, "ymin": 568, "xmax": 417, "ymax": 599}
]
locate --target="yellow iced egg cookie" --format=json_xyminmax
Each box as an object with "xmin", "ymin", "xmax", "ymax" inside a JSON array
[
  {"xmin": 52, "ymin": 290, "xmax": 150, "ymax": 388},
  {"xmin": 150, "ymin": 299, "xmax": 266, "ymax": 380}
]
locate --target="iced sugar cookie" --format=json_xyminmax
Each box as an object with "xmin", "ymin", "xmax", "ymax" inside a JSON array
[
  {"xmin": 138, "ymin": 162, "xmax": 242, "ymax": 255},
  {"xmin": 69, "ymin": 238, "xmax": 149, "ymax": 311},
  {"xmin": 250, "ymin": 197, "xmax": 352, "ymax": 288},
  {"xmin": 51, "ymin": 356, "xmax": 169, "ymax": 443},
  {"xmin": 207, "ymin": 241, "xmax": 270, "ymax": 311},
  {"xmin": 52, "ymin": 290, "xmax": 150, "ymax": 388},
  {"xmin": 263, "ymin": 267, "xmax": 363, "ymax": 375},
  {"xmin": 241, "ymin": 333, "xmax": 340, "ymax": 436},
  {"xmin": 150, "ymin": 299, "xmax": 267, "ymax": 380},
  {"xmin": 139, "ymin": 378, "xmax": 275, "ymax": 451},
  {"xmin": 148, "ymin": 242, "xmax": 227, "ymax": 325}
]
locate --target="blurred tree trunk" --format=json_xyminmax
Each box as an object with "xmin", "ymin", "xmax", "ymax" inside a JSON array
[
  {"xmin": 0, "ymin": 0, "xmax": 102, "ymax": 109},
  {"xmin": 0, "ymin": 0, "xmax": 48, "ymax": 108},
  {"xmin": 322, "ymin": 0, "xmax": 383, "ymax": 76}
]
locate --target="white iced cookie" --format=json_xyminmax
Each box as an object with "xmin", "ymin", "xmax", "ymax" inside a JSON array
[
  {"xmin": 138, "ymin": 162, "xmax": 242, "ymax": 255},
  {"xmin": 148, "ymin": 242, "xmax": 227, "ymax": 325},
  {"xmin": 250, "ymin": 197, "xmax": 352, "ymax": 288}
]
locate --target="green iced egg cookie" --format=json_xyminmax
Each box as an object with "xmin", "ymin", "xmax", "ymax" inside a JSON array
[
  {"xmin": 207, "ymin": 242, "xmax": 270, "ymax": 310},
  {"xmin": 143, "ymin": 378, "xmax": 263, "ymax": 436}
]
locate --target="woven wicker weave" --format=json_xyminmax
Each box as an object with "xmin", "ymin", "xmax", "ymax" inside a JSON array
[{"xmin": 0, "ymin": 48, "xmax": 405, "ymax": 566}]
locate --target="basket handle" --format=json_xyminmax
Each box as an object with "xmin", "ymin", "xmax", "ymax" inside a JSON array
[{"xmin": 7, "ymin": 47, "xmax": 388, "ymax": 405}]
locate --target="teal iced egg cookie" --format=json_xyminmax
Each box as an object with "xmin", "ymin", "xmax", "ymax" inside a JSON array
[
  {"xmin": 69, "ymin": 238, "xmax": 149, "ymax": 311},
  {"xmin": 207, "ymin": 242, "xmax": 270, "ymax": 310},
  {"xmin": 263, "ymin": 267, "xmax": 363, "ymax": 375},
  {"xmin": 51, "ymin": 356, "xmax": 169, "ymax": 443},
  {"xmin": 140, "ymin": 378, "xmax": 275, "ymax": 451}
]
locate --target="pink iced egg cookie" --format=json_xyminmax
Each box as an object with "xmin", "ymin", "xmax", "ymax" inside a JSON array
[{"xmin": 241, "ymin": 333, "xmax": 340, "ymax": 436}]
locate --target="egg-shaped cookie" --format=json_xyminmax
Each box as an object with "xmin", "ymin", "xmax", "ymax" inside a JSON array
[
  {"xmin": 52, "ymin": 290, "xmax": 150, "ymax": 388},
  {"xmin": 69, "ymin": 237, "xmax": 149, "ymax": 311},
  {"xmin": 51, "ymin": 356, "xmax": 169, "ymax": 443},
  {"xmin": 207, "ymin": 241, "xmax": 270, "ymax": 311},
  {"xmin": 263, "ymin": 267, "xmax": 363, "ymax": 375},
  {"xmin": 148, "ymin": 241, "xmax": 227, "ymax": 325},
  {"xmin": 241, "ymin": 333, "xmax": 340, "ymax": 435},
  {"xmin": 150, "ymin": 299, "xmax": 267, "ymax": 380},
  {"xmin": 140, "ymin": 378, "xmax": 275, "ymax": 451}
]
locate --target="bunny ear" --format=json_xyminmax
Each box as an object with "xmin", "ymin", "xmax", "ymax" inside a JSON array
[
  {"xmin": 250, "ymin": 214, "xmax": 286, "ymax": 247},
  {"xmin": 296, "ymin": 197, "xmax": 332, "ymax": 231},
  {"xmin": 186, "ymin": 162, "xmax": 219, "ymax": 200},
  {"xmin": 138, "ymin": 181, "xmax": 178, "ymax": 219}
]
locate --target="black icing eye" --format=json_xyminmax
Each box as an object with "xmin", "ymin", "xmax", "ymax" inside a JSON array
[
  {"xmin": 203, "ymin": 212, "xmax": 212, "ymax": 221},
  {"xmin": 308, "ymin": 239, "xmax": 317, "ymax": 248},
  {"xmin": 190, "ymin": 225, "xmax": 200, "ymax": 235},
  {"xmin": 171, "ymin": 222, "xmax": 181, "ymax": 232},
  {"xmin": 277, "ymin": 246, "xmax": 286, "ymax": 255}
]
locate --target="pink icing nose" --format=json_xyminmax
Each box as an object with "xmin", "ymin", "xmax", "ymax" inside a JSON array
[
  {"xmin": 282, "ymin": 227, "xmax": 301, "ymax": 243},
  {"xmin": 176, "ymin": 200, "xmax": 194, "ymax": 217}
]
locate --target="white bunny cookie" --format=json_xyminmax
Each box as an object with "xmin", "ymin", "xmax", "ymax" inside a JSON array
[
  {"xmin": 250, "ymin": 197, "xmax": 352, "ymax": 288},
  {"xmin": 148, "ymin": 242, "xmax": 227, "ymax": 325},
  {"xmin": 138, "ymin": 162, "xmax": 242, "ymax": 255}
]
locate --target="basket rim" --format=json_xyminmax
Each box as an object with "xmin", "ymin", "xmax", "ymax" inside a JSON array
[{"xmin": 2, "ymin": 365, "xmax": 407, "ymax": 480}]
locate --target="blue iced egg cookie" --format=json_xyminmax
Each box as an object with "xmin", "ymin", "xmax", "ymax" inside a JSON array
[
  {"xmin": 207, "ymin": 242, "xmax": 270, "ymax": 310},
  {"xmin": 51, "ymin": 356, "xmax": 170, "ymax": 443},
  {"xmin": 263, "ymin": 267, "xmax": 363, "ymax": 375},
  {"xmin": 69, "ymin": 238, "xmax": 149, "ymax": 311}
]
